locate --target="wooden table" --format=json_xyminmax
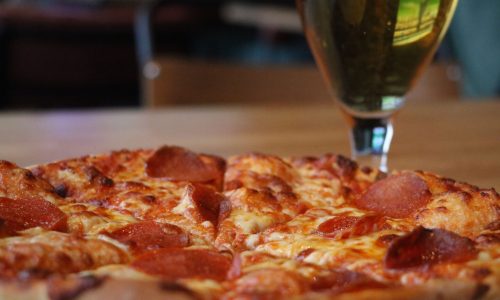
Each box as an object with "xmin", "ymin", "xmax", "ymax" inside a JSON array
[{"xmin": 0, "ymin": 100, "xmax": 499, "ymax": 190}]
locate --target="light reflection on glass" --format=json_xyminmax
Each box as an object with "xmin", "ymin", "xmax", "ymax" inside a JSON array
[
  {"xmin": 381, "ymin": 96, "xmax": 405, "ymax": 111},
  {"xmin": 372, "ymin": 127, "xmax": 386, "ymax": 150},
  {"xmin": 393, "ymin": 0, "xmax": 441, "ymax": 46}
]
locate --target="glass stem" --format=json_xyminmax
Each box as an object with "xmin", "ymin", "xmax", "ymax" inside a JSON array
[{"xmin": 349, "ymin": 117, "xmax": 393, "ymax": 172}]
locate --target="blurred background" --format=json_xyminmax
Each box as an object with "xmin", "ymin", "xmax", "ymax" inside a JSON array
[{"xmin": 0, "ymin": 0, "xmax": 498, "ymax": 110}]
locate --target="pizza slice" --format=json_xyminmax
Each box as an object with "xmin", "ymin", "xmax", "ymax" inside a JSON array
[
  {"xmin": 0, "ymin": 158, "xmax": 193, "ymax": 281},
  {"xmin": 221, "ymin": 249, "xmax": 393, "ymax": 299},
  {"xmin": 31, "ymin": 146, "xmax": 227, "ymax": 245},
  {"xmin": 289, "ymin": 154, "xmax": 382, "ymax": 208},
  {"xmin": 244, "ymin": 170, "xmax": 499, "ymax": 295},
  {"xmin": 222, "ymin": 249, "xmax": 491, "ymax": 299},
  {"xmin": 0, "ymin": 228, "xmax": 128, "ymax": 279},
  {"xmin": 214, "ymin": 153, "xmax": 300, "ymax": 251},
  {"xmin": 216, "ymin": 153, "xmax": 384, "ymax": 252},
  {"xmin": 0, "ymin": 160, "xmax": 64, "ymax": 206},
  {"xmin": 249, "ymin": 206, "xmax": 411, "ymax": 281}
]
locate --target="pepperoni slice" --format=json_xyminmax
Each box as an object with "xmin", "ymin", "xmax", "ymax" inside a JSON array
[
  {"xmin": 353, "ymin": 173, "xmax": 431, "ymax": 218},
  {"xmin": 384, "ymin": 226, "xmax": 477, "ymax": 269},
  {"xmin": 375, "ymin": 234, "xmax": 400, "ymax": 247},
  {"xmin": 352, "ymin": 215, "xmax": 391, "ymax": 235},
  {"xmin": 131, "ymin": 248, "xmax": 232, "ymax": 281},
  {"xmin": 476, "ymin": 233, "xmax": 500, "ymax": 245},
  {"xmin": 219, "ymin": 197, "xmax": 232, "ymax": 223},
  {"xmin": 311, "ymin": 269, "xmax": 388, "ymax": 294},
  {"xmin": 296, "ymin": 248, "xmax": 315, "ymax": 261},
  {"xmin": 317, "ymin": 215, "xmax": 390, "ymax": 239},
  {"xmin": 146, "ymin": 146, "xmax": 219, "ymax": 182},
  {"xmin": 0, "ymin": 197, "xmax": 67, "ymax": 233},
  {"xmin": 317, "ymin": 216, "xmax": 360, "ymax": 237},
  {"xmin": 105, "ymin": 221, "xmax": 188, "ymax": 253},
  {"xmin": 184, "ymin": 184, "xmax": 224, "ymax": 226}
]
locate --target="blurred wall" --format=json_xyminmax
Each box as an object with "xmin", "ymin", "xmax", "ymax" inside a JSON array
[
  {"xmin": 444, "ymin": 0, "xmax": 500, "ymax": 98},
  {"xmin": 0, "ymin": 0, "xmax": 498, "ymax": 110}
]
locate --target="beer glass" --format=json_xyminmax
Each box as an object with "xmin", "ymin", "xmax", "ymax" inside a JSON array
[{"xmin": 297, "ymin": 0, "xmax": 458, "ymax": 171}]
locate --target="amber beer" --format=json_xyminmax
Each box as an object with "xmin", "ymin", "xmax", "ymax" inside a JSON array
[{"xmin": 297, "ymin": 0, "xmax": 457, "ymax": 118}]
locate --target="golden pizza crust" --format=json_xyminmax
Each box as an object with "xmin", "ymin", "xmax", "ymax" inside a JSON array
[
  {"xmin": 1, "ymin": 277, "xmax": 498, "ymax": 300},
  {"xmin": 302, "ymin": 279, "xmax": 496, "ymax": 300},
  {"xmin": 0, "ymin": 277, "xmax": 198, "ymax": 300},
  {"xmin": 415, "ymin": 171, "xmax": 499, "ymax": 239}
]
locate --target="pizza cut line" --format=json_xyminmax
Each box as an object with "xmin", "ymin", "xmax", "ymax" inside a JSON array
[{"xmin": 0, "ymin": 145, "xmax": 498, "ymax": 299}]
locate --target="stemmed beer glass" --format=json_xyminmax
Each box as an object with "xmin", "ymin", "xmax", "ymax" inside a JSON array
[{"xmin": 296, "ymin": 0, "xmax": 458, "ymax": 171}]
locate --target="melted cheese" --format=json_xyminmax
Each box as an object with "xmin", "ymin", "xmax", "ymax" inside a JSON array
[
  {"xmin": 36, "ymin": 191, "xmax": 60, "ymax": 205},
  {"xmin": 291, "ymin": 164, "xmax": 344, "ymax": 207},
  {"xmin": 60, "ymin": 203, "xmax": 137, "ymax": 235},
  {"xmin": 239, "ymin": 250, "xmax": 322, "ymax": 281},
  {"xmin": 293, "ymin": 177, "xmax": 344, "ymax": 207},
  {"xmin": 97, "ymin": 234, "xmax": 129, "ymax": 252},
  {"xmin": 115, "ymin": 192, "xmax": 154, "ymax": 216},
  {"xmin": 256, "ymin": 230, "xmax": 401, "ymax": 272},
  {"xmin": 245, "ymin": 234, "xmax": 261, "ymax": 249},
  {"xmin": 233, "ymin": 210, "xmax": 275, "ymax": 233},
  {"xmin": 56, "ymin": 168, "xmax": 86, "ymax": 185},
  {"xmin": 172, "ymin": 193, "xmax": 191, "ymax": 215}
]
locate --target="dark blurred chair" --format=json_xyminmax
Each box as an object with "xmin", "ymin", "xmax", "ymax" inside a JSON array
[
  {"xmin": 0, "ymin": 0, "xmax": 221, "ymax": 109},
  {"xmin": 141, "ymin": 57, "xmax": 330, "ymax": 107},
  {"xmin": 0, "ymin": 3, "xmax": 139, "ymax": 109}
]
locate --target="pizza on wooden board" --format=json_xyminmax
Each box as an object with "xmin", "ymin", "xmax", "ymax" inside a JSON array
[{"xmin": 0, "ymin": 145, "xmax": 498, "ymax": 299}]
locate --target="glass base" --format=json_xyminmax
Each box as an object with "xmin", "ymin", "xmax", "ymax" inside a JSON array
[{"xmin": 349, "ymin": 117, "xmax": 393, "ymax": 172}]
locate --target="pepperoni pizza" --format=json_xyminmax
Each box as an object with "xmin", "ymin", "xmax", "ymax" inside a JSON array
[{"xmin": 0, "ymin": 146, "xmax": 498, "ymax": 299}]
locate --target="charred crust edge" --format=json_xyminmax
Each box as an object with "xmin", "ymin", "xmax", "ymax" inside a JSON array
[
  {"xmin": 471, "ymin": 283, "xmax": 490, "ymax": 300},
  {"xmin": 158, "ymin": 282, "xmax": 198, "ymax": 299},
  {"xmin": 48, "ymin": 275, "xmax": 105, "ymax": 300}
]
